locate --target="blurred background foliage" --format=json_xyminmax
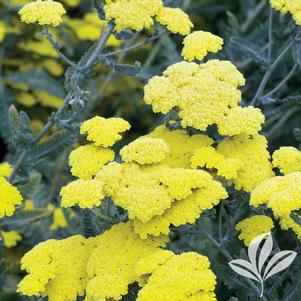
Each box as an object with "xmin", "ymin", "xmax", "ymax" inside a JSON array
[{"xmin": 0, "ymin": 0, "xmax": 301, "ymax": 300}]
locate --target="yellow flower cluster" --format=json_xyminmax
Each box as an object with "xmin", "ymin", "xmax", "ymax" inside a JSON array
[
  {"xmin": 19, "ymin": 0, "xmax": 66, "ymax": 26},
  {"xmin": 104, "ymin": 0, "xmax": 193, "ymax": 34},
  {"xmin": 0, "ymin": 21, "xmax": 6, "ymax": 42},
  {"xmin": 0, "ymin": 162, "xmax": 13, "ymax": 178},
  {"xmin": 97, "ymin": 137, "xmax": 227, "ymax": 238},
  {"xmin": 17, "ymin": 235, "xmax": 98, "ymax": 300},
  {"xmin": 18, "ymin": 222, "xmax": 217, "ymax": 301},
  {"xmin": 144, "ymin": 60, "xmax": 252, "ymax": 134},
  {"xmin": 189, "ymin": 135, "xmax": 273, "ymax": 192},
  {"xmin": 182, "ymin": 31, "xmax": 224, "ymax": 61},
  {"xmin": 0, "ymin": 177, "xmax": 23, "ymax": 218},
  {"xmin": 251, "ymin": 172, "xmax": 301, "ymax": 239},
  {"xmin": 235, "ymin": 215, "xmax": 274, "ymax": 246},
  {"xmin": 270, "ymin": 0, "xmax": 301, "ymax": 25},
  {"xmin": 61, "ymin": 116, "xmax": 130, "ymax": 208},
  {"xmin": 60, "ymin": 179, "xmax": 104, "ymax": 208},
  {"xmin": 80, "ymin": 116, "xmax": 131, "ymax": 147},
  {"xmin": 120, "ymin": 137, "xmax": 170, "ymax": 164},
  {"xmin": 272, "ymin": 146, "xmax": 301, "ymax": 175},
  {"xmin": 155, "ymin": 7, "xmax": 194, "ymax": 35},
  {"xmin": 69, "ymin": 145, "xmax": 114, "ymax": 179},
  {"xmin": 1, "ymin": 231, "xmax": 22, "ymax": 248},
  {"xmin": 147, "ymin": 125, "xmax": 213, "ymax": 168},
  {"xmin": 136, "ymin": 252, "xmax": 217, "ymax": 301},
  {"xmin": 217, "ymin": 135, "xmax": 274, "ymax": 192}
]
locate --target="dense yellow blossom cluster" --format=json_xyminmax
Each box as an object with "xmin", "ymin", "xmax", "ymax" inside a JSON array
[
  {"xmin": 144, "ymin": 59, "xmax": 252, "ymax": 134},
  {"xmin": 80, "ymin": 116, "xmax": 131, "ymax": 147},
  {"xmin": 0, "ymin": 177, "xmax": 23, "ymax": 218},
  {"xmin": 61, "ymin": 116, "xmax": 131, "ymax": 208},
  {"xmin": 251, "ymin": 172, "xmax": 301, "ymax": 239},
  {"xmin": 104, "ymin": 0, "xmax": 193, "ymax": 34},
  {"xmin": 272, "ymin": 146, "xmax": 301, "ymax": 174},
  {"xmin": 96, "ymin": 139, "xmax": 227, "ymax": 237},
  {"xmin": 1, "ymin": 231, "xmax": 22, "ymax": 248},
  {"xmin": 18, "ymin": 222, "xmax": 217, "ymax": 301},
  {"xmin": 17, "ymin": 235, "xmax": 98, "ymax": 300},
  {"xmin": 235, "ymin": 215, "xmax": 274, "ymax": 246},
  {"xmin": 69, "ymin": 145, "xmax": 114, "ymax": 180},
  {"xmin": 120, "ymin": 137, "xmax": 170, "ymax": 164},
  {"xmin": 19, "ymin": 0, "xmax": 66, "ymax": 26},
  {"xmin": 182, "ymin": 31, "xmax": 223, "ymax": 61},
  {"xmin": 270, "ymin": 0, "xmax": 301, "ymax": 25}
]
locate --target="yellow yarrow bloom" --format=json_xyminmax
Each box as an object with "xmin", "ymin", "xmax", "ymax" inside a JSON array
[
  {"xmin": 34, "ymin": 90, "xmax": 63, "ymax": 109},
  {"xmin": 85, "ymin": 222, "xmax": 168, "ymax": 301},
  {"xmin": 18, "ymin": 235, "xmax": 98, "ymax": 300},
  {"xmin": 251, "ymin": 172, "xmax": 301, "ymax": 240},
  {"xmin": 137, "ymin": 252, "xmax": 217, "ymax": 301},
  {"xmin": 144, "ymin": 60, "xmax": 245, "ymax": 132},
  {"xmin": 105, "ymin": 0, "xmax": 163, "ymax": 32},
  {"xmin": 155, "ymin": 7, "xmax": 193, "ymax": 35},
  {"xmin": 270, "ymin": 0, "xmax": 301, "ymax": 25},
  {"xmin": 182, "ymin": 31, "xmax": 224, "ymax": 61},
  {"xmin": 217, "ymin": 135, "xmax": 274, "ymax": 192},
  {"xmin": 120, "ymin": 138, "xmax": 170, "ymax": 164},
  {"xmin": 60, "ymin": 179, "xmax": 104, "ymax": 208},
  {"xmin": 50, "ymin": 208, "xmax": 68, "ymax": 230},
  {"xmin": 69, "ymin": 144, "xmax": 114, "ymax": 180},
  {"xmin": 0, "ymin": 177, "xmax": 23, "ymax": 218},
  {"xmin": 218, "ymin": 106, "xmax": 265, "ymax": 137},
  {"xmin": 235, "ymin": 215, "xmax": 274, "ymax": 246},
  {"xmin": 0, "ymin": 162, "xmax": 13, "ymax": 178},
  {"xmin": 80, "ymin": 116, "xmax": 131, "ymax": 147},
  {"xmin": 42, "ymin": 59, "xmax": 64, "ymax": 77},
  {"xmin": 15, "ymin": 92, "xmax": 38, "ymax": 107},
  {"xmin": 272, "ymin": 146, "xmax": 301, "ymax": 174},
  {"xmin": 1, "ymin": 231, "xmax": 22, "ymax": 248},
  {"xmin": 147, "ymin": 125, "xmax": 213, "ymax": 168},
  {"xmin": 19, "ymin": 0, "xmax": 66, "ymax": 26}
]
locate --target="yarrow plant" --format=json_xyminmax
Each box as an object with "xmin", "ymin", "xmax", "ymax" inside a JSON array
[{"xmin": 0, "ymin": 0, "xmax": 301, "ymax": 300}]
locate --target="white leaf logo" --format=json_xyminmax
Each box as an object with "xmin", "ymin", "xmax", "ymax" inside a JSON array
[{"xmin": 229, "ymin": 233, "xmax": 297, "ymax": 297}]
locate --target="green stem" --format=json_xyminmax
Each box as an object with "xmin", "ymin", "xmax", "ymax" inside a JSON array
[
  {"xmin": 8, "ymin": 24, "xmax": 115, "ymax": 183},
  {"xmin": 251, "ymin": 40, "xmax": 294, "ymax": 106},
  {"xmin": 263, "ymin": 64, "xmax": 298, "ymax": 98},
  {"xmin": 268, "ymin": 7, "xmax": 273, "ymax": 64},
  {"xmin": 82, "ymin": 209, "xmax": 96, "ymax": 238}
]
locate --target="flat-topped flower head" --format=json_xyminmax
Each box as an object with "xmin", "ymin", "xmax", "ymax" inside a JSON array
[
  {"xmin": 137, "ymin": 252, "xmax": 217, "ymax": 301},
  {"xmin": 69, "ymin": 145, "xmax": 114, "ymax": 180},
  {"xmin": 80, "ymin": 116, "xmax": 131, "ymax": 147},
  {"xmin": 0, "ymin": 177, "xmax": 23, "ymax": 218},
  {"xmin": 0, "ymin": 22, "xmax": 5, "ymax": 42},
  {"xmin": 19, "ymin": 0, "xmax": 66, "ymax": 26},
  {"xmin": 120, "ymin": 138, "xmax": 170, "ymax": 165},
  {"xmin": 235, "ymin": 215, "xmax": 274, "ymax": 246},
  {"xmin": 155, "ymin": 7, "xmax": 193, "ymax": 35},
  {"xmin": 272, "ymin": 146, "xmax": 301, "ymax": 175},
  {"xmin": 182, "ymin": 31, "xmax": 224, "ymax": 61},
  {"xmin": 104, "ymin": 0, "xmax": 193, "ymax": 34},
  {"xmin": 60, "ymin": 179, "xmax": 104, "ymax": 208}
]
